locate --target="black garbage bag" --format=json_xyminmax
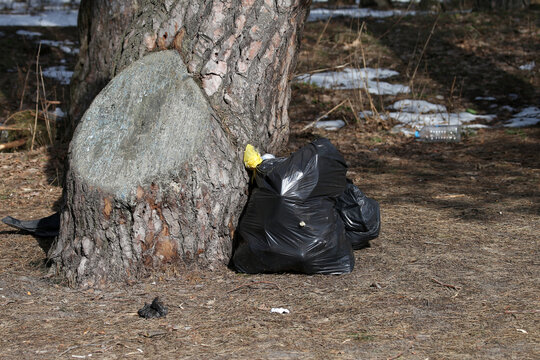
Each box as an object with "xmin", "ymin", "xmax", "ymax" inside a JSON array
[
  {"xmin": 232, "ymin": 138, "xmax": 355, "ymax": 274},
  {"xmin": 1, "ymin": 212, "xmax": 60, "ymax": 237},
  {"xmin": 335, "ymin": 180, "xmax": 380, "ymax": 249}
]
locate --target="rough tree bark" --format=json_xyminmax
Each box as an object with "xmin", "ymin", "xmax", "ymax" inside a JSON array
[{"xmin": 49, "ymin": 0, "xmax": 311, "ymax": 286}]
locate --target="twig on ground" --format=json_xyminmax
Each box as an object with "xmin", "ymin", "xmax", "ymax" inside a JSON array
[
  {"xmin": 504, "ymin": 309, "xmax": 540, "ymax": 314},
  {"xmin": 386, "ymin": 351, "xmax": 403, "ymax": 360},
  {"xmin": 0, "ymin": 126, "xmax": 29, "ymax": 131},
  {"xmin": 296, "ymin": 63, "xmax": 350, "ymax": 77},
  {"xmin": 431, "ymin": 277, "xmax": 462, "ymax": 291},
  {"xmin": 227, "ymin": 281, "xmax": 282, "ymax": 293},
  {"xmin": 301, "ymin": 99, "xmax": 349, "ymax": 131},
  {"xmin": 347, "ymin": 98, "xmax": 360, "ymax": 123},
  {"xmin": 0, "ymin": 139, "xmax": 27, "ymax": 151}
]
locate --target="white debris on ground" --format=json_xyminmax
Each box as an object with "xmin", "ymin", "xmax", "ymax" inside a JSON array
[
  {"xmin": 519, "ymin": 61, "xmax": 535, "ymax": 71},
  {"xmin": 52, "ymin": 107, "xmax": 66, "ymax": 119},
  {"xmin": 503, "ymin": 107, "xmax": 540, "ymax": 128},
  {"xmin": 360, "ymin": 99, "xmax": 496, "ymax": 136},
  {"xmin": 39, "ymin": 39, "xmax": 79, "ymax": 54},
  {"xmin": 315, "ymin": 120, "xmax": 346, "ymax": 131},
  {"xmin": 308, "ymin": 7, "xmax": 418, "ymax": 22},
  {"xmin": 474, "ymin": 96, "xmax": 496, "ymax": 101},
  {"xmin": 41, "ymin": 66, "xmax": 73, "ymax": 85},
  {"xmin": 296, "ymin": 67, "xmax": 410, "ymax": 95},
  {"xmin": 270, "ymin": 308, "xmax": 290, "ymax": 314}
]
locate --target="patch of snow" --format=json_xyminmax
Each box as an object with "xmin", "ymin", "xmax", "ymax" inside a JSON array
[
  {"xmin": 41, "ymin": 65, "xmax": 72, "ymax": 85},
  {"xmin": 39, "ymin": 39, "xmax": 78, "ymax": 54},
  {"xmin": 0, "ymin": 1, "xmax": 80, "ymax": 13},
  {"xmin": 315, "ymin": 120, "xmax": 346, "ymax": 131},
  {"xmin": 0, "ymin": 10, "xmax": 78, "ymax": 27},
  {"xmin": 365, "ymin": 98, "xmax": 497, "ymax": 135},
  {"xmin": 308, "ymin": 7, "xmax": 418, "ymax": 22},
  {"xmin": 475, "ymin": 96, "xmax": 496, "ymax": 101},
  {"xmin": 16, "ymin": 30, "xmax": 42, "ymax": 37},
  {"xmin": 500, "ymin": 105, "xmax": 515, "ymax": 112},
  {"xmin": 52, "ymin": 107, "xmax": 65, "ymax": 118},
  {"xmin": 503, "ymin": 107, "xmax": 540, "ymax": 128},
  {"xmin": 388, "ymin": 99, "xmax": 446, "ymax": 113},
  {"xmin": 296, "ymin": 67, "xmax": 410, "ymax": 95},
  {"xmin": 508, "ymin": 93, "xmax": 519, "ymax": 100},
  {"xmin": 519, "ymin": 61, "xmax": 535, "ymax": 71}
]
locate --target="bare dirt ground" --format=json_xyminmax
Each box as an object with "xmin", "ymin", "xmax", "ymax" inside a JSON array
[{"xmin": 1, "ymin": 7, "xmax": 539, "ymax": 360}]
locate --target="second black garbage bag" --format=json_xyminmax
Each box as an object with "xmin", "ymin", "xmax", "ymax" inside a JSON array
[{"xmin": 232, "ymin": 138, "xmax": 355, "ymax": 274}]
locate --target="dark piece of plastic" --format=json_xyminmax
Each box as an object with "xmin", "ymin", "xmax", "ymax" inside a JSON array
[
  {"xmin": 335, "ymin": 180, "xmax": 380, "ymax": 249},
  {"xmin": 1, "ymin": 212, "xmax": 60, "ymax": 237},
  {"xmin": 138, "ymin": 297, "xmax": 168, "ymax": 319},
  {"xmin": 232, "ymin": 138, "xmax": 355, "ymax": 274}
]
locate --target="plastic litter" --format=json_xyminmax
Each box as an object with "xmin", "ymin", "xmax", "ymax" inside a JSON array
[
  {"xmin": 1, "ymin": 212, "xmax": 60, "ymax": 237},
  {"xmin": 271, "ymin": 308, "xmax": 290, "ymax": 314},
  {"xmin": 415, "ymin": 125, "xmax": 461, "ymax": 142},
  {"xmin": 138, "ymin": 297, "xmax": 168, "ymax": 319},
  {"xmin": 232, "ymin": 138, "xmax": 380, "ymax": 275},
  {"xmin": 336, "ymin": 180, "xmax": 380, "ymax": 250},
  {"xmin": 243, "ymin": 144, "xmax": 263, "ymax": 169}
]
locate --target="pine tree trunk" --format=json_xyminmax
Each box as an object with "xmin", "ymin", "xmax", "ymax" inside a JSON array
[{"xmin": 50, "ymin": 0, "xmax": 311, "ymax": 286}]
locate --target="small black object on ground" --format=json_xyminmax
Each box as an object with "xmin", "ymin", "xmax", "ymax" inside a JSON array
[
  {"xmin": 138, "ymin": 297, "xmax": 168, "ymax": 319},
  {"xmin": 1, "ymin": 212, "xmax": 60, "ymax": 237}
]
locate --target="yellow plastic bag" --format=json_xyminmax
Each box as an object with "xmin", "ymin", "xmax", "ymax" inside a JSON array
[{"xmin": 243, "ymin": 144, "xmax": 263, "ymax": 170}]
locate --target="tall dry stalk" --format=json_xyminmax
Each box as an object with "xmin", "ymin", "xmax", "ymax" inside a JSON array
[{"xmin": 31, "ymin": 43, "xmax": 41, "ymax": 151}]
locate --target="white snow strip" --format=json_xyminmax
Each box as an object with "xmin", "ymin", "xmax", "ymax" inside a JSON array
[
  {"xmin": 41, "ymin": 66, "xmax": 72, "ymax": 85},
  {"xmin": 503, "ymin": 106, "xmax": 540, "ymax": 128},
  {"xmin": 475, "ymin": 96, "xmax": 496, "ymax": 101},
  {"xmin": 315, "ymin": 120, "xmax": 346, "ymax": 130},
  {"xmin": 308, "ymin": 7, "xmax": 418, "ymax": 22},
  {"xmin": 519, "ymin": 61, "xmax": 535, "ymax": 71},
  {"xmin": 0, "ymin": 0, "xmax": 79, "ymax": 13},
  {"xmin": 296, "ymin": 67, "xmax": 410, "ymax": 95},
  {"xmin": 16, "ymin": 30, "xmax": 42, "ymax": 37},
  {"xmin": 388, "ymin": 99, "xmax": 446, "ymax": 113},
  {"xmin": 39, "ymin": 39, "xmax": 78, "ymax": 54},
  {"xmin": 0, "ymin": 10, "xmax": 78, "ymax": 27}
]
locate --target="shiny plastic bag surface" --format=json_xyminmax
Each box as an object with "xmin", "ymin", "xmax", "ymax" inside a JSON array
[
  {"xmin": 335, "ymin": 180, "xmax": 381, "ymax": 249},
  {"xmin": 232, "ymin": 138, "xmax": 355, "ymax": 274}
]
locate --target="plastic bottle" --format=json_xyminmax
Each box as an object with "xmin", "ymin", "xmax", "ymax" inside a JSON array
[{"xmin": 415, "ymin": 125, "xmax": 461, "ymax": 142}]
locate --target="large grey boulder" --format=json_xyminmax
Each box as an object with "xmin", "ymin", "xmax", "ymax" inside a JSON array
[{"xmin": 71, "ymin": 50, "xmax": 213, "ymax": 203}]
